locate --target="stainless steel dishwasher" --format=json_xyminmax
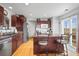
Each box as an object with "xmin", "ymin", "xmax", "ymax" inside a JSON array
[{"xmin": 0, "ymin": 37, "xmax": 12, "ymax": 56}]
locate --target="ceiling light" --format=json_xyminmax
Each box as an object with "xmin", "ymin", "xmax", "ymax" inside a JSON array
[
  {"xmin": 25, "ymin": 3, "xmax": 29, "ymax": 6},
  {"xmin": 9, "ymin": 6, "xmax": 12, "ymax": 10}
]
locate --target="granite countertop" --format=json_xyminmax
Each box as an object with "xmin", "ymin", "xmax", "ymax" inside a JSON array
[
  {"xmin": 34, "ymin": 35, "xmax": 61, "ymax": 37},
  {"xmin": 0, "ymin": 33, "xmax": 16, "ymax": 43}
]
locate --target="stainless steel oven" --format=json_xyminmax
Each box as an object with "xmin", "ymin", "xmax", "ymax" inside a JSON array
[{"xmin": 0, "ymin": 37, "xmax": 12, "ymax": 56}]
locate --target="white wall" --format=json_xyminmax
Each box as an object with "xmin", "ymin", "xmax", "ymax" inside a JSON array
[
  {"xmin": 27, "ymin": 18, "xmax": 36, "ymax": 37},
  {"xmin": 51, "ymin": 17, "xmax": 60, "ymax": 35},
  {"xmin": 76, "ymin": 14, "xmax": 79, "ymax": 52},
  {"xmin": 59, "ymin": 7, "xmax": 79, "ymax": 19}
]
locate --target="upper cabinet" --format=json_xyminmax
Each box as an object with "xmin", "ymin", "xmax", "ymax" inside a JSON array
[
  {"xmin": 11, "ymin": 15, "xmax": 25, "ymax": 31},
  {"xmin": 11, "ymin": 15, "xmax": 17, "ymax": 26},
  {"xmin": 0, "ymin": 5, "xmax": 9, "ymax": 27},
  {"xmin": 16, "ymin": 15, "xmax": 25, "ymax": 27},
  {"xmin": 0, "ymin": 6, "xmax": 4, "ymax": 25},
  {"xmin": 36, "ymin": 18, "xmax": 52, "ymax": 35}
]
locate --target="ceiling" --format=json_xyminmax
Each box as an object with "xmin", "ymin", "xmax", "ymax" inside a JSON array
[{"xmin": 1, "ymin": 3, "xmax": 79, "ymax": 18}]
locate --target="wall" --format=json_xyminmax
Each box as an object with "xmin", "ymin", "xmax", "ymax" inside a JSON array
[
  {"xmin": 51, "ymin": 17, "xmax": 60, "ymax": 35},
  {"xmin": 23, "ymin": 21, "xmax": 28, "ymax": 42},
  {"xmin": 59, "ymin": 7, "xmax": 79, "ymax": 19},
  {"xmin": 27, "ymin": 18, "xmax": 36, "ymax": 37},
  {"xmin": 77, "ymin": 14, "xmax": 79, "ymax": 52}
]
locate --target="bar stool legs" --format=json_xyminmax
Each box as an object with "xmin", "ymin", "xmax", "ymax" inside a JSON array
[
  {"xmin": 56, "ymin": 42, "xmax": 68, "ymax": 56},
  {"xmin": 63, "ymin": 43, "xmax": 68, "ymax": 56}
]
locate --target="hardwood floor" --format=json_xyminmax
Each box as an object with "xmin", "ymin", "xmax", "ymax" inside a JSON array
[
  {"xmin": 12, "ymin": 38, "xmax": 35, "ymax": 56},
  {"xmin": 12, "ymin": 38, "xmax": 79, "ymax": 56}
]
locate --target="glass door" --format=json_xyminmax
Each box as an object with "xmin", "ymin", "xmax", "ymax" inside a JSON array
[
  {"xmin": 63, "ymin": 18, "xmax": 71, "ymax": 46},
  {"xmin": 62, "ymin": 15, "xmax": 77, "ymax": 48},
  {"xmin": 71, "ymin": 15, "xmax": 77, "ymax": 48},
  {"xmin": 63, "ymin": 18, "xmax": 70, "ymax": 35}
]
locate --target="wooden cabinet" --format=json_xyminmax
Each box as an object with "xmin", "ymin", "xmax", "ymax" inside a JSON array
[
  {"xmin": 11, "ymin": 15, "xmax": 17, "ymax": 26},
  {"xmin": 12, "ymin": 35, "xmax": 17, "ymax": 54},
  {"xmin": 33, "ymin": 36, "xmax": 64, "ymax": 54},
  {"xmin": 36, "ymin": 18, "xmax": 51, "ymax": 35},
  {"xmin": 12, "ymin": 33, "xmax": 23, "ymax": 54},
  {"xmin": 11, "ymin": 15, "xmax": 25, "ymax": 54},
  {"xmin": 0, "ymin": 6, "xmax": 4, "ymax": 25},
  {"xmin": 11, "ymin": 15, "xmax": 25, "ymax": 31}
]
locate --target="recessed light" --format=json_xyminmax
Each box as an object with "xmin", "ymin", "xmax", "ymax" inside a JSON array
[
  {"xmin": 9, "ymin": 6, "xmax": 12, "ymax": 10},
  {"xmin": 29, "ymin": 13, "xmax": 32, "ymax": 16},
  {"xmin": 65, "ymin": 9, "xmax": 69, "ymax": 11}
]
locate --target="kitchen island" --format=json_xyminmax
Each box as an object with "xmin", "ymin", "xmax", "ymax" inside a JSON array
[{"xmin": 33, "ymin": 35, "xmax": 64, "ymax": 55}]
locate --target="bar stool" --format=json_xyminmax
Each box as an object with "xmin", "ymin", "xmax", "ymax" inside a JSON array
[
  {"xmin": 56, "ymin": 34, "xmax": 70, "ymax": 56},
  {"xmin": 38, "ymin": 40, "xmax": 48, "ymax": 56}
]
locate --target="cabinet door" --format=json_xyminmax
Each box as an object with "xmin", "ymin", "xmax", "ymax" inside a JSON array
[
  {"xmin": 12, "ymin": 33, "xmax": 23, "ymax": 54},
  {"xmin": 16, "ymin": 16, "xmax": 24, "ymax": 31},
  {"xmin": 11, "ymin": 15, "xmax": 17, "ymax": 26},
  {"xmin": 0, "ymin": 15, "xmax": 4, "ymax": 25},
  {"xmin": 12, "ymin": 36, "xmax": 17, "ymax": 54},
  {"xmin": 17, "ymin": 18, "xmax": 22, "ymax": 27},
  {"xmin": 0, "ymin": 6, "xmax": 4, "ymax": 25},
  {"xmin": 17, "ymin": 17, "xmax": 24, "ymax": 27},
  {"xmin": 16, "ymin": 33, "xmax": 23, "ymax": 47}
]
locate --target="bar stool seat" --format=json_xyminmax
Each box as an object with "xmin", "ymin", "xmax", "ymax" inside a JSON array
[
  {"xmin": 57, "ymin": 39, "xmax": 67, "ymax": 44},
  {"xmin": 38, "ymin": 40, "xmax": 48, "ymax": 56},
  {"xmin": 38, "ymin": 41, "xmax": 48, "ymax": 46}
]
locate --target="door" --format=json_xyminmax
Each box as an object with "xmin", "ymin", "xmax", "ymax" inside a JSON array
[
  {"xmin": 71, "ymin": 15, "xmax": 77, "ymax": 48},
  {"xmin": 62, "ymin": 15, "xmax": 77, "ymax": 49}
]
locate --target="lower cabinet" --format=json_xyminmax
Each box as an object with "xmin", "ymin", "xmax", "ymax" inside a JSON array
[
  {"xmin": 12, "ymin": 33, "xmax": 23, "ymax": 54},
  {"xmin": 33, "ymin": 36, "xmax": 64, "ymax": 54}
]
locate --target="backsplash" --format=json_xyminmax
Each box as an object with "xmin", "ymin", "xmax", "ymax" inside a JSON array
[{"xmin": 0, "ymin": 27, "xmax": 18, "ymax": 36}]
